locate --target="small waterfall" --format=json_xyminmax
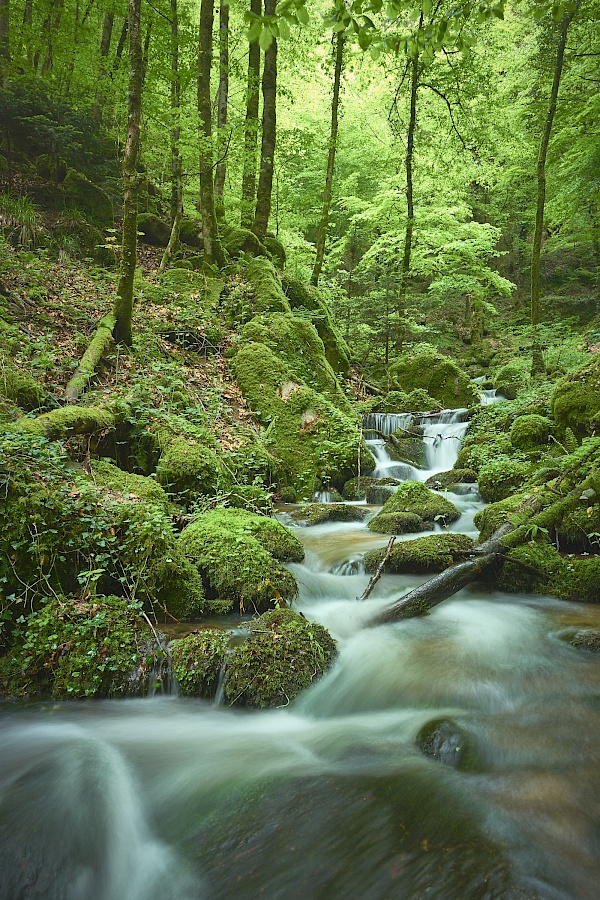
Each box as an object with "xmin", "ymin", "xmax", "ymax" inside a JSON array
[
  {"xmin": 313, "ymin": 490, "xmax": 333, "ymax": 503},
  {"xmin": 213, "ymin": 654, "xmax": 230, "ymax": 707},
  {"xmin": 365, "ymin": 438, "xmax": 421, "ymax": 481},
  {"xmin": 417, "ymin": 409, "xmax": 470, "ymax": 475},
  {"xmin": 363, "ymin": 412, "xmax": 413, "ymax": 438},
  {"xmin": 481, "ymin": 388, "xmax": 499, "ymax": 406},
  {"xmin": 330, "ymin": 556, "xmax": 367, "ymax": 576}
]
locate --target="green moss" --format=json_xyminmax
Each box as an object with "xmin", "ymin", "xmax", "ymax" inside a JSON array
[
  {"xmin": 263, "ymin": 235, "xmax": 286, "ymax": 270},
  {"xmin": 293, "ymin": 503, "xmax": 368, "ymax": 525},
  {"xmin": 497, "ymin": 541, "xmax": 563, "ymax": 593},
  {"xmin": 364, "ymin": 533, "xmax": 474, "ymax": 574},
  {"xmin": 386, "ymin": 433, "xmax": 428, "ymax": 469},
  {"xmin": 0, "ymin": 595, "xmax": 152, "ymax": 700},
  {"xmin": 551, "ymin": 557, "xmax": 600, "ymax": 603},
  {"xmin": 136, "ymin": 213, "xmax": 171, "ymax": 246},
  {"xmin": 63, "ymin": 169, "xmax": 113, "ymax": 228},
  {"xmin": 342, "ymin": 475, "xmax": 393, "ymax": 501},
  {"xmin": 156, "ymin": 436, "xmax": 227, "ymax": 502},
  {"xmin": 17, "ymin": 402, "xmax": 125, "ymax": 439},
  {"xmin": 223, "ymin": 226, "xmax": 267, "ymax": 260},
  {"xmin": 224, "ymin": 608, "xmax": 337, "ymax": 708},
  {"xmin": 378, "ymin": 389, "xmax": 440, "ymax": 414},
  {"xmin": 425, "ymin": 468, "xmax": 477, "ymax": 489},
  {"xmin": 170, "ymin": 630, "xmax": 229, "ymax": 698},
  {"xmin": 478, "ymin": 456, "xmax": 531, "ymax": 503},
  {"xmin": 367, "ymin": 511, "xmax": 427, "ymax": 535},
  {"xmin": 456, "ymin": 432, "xmax": 515, "ymax": 472},
  {"xmin": 473, "ymin": 491, "xmax": 529, "ymax": 541},
  {"xmin": 493, "ymin": 358, "xmax": 531, "ymax": 400},
  {"xmin": 555, "ymin": 502, "xmax": 600, "ymax": 553},
  {"xmin": 244, "ymin": 257, "xmax": 291, "ymax": 317},
  {"xmin": 225, "ymin": 483, "xmax": 274, "ymax": 516},
  {"xmin": 90, "ymin": 459, "xmax": 171, "ymax": 511},
  {"xmin": 509, "ymin": 414, "xmax": 554, "ymax": 450},
  {"xmin": 365, "ymin": 483, "xmax": 398, "ymax": 504},
  {"xmin": 368, "ymin": 481, "xmax": 461, "ymax": 534},
  {"xmin": 179, "ymin": 218, "xmax": 201, "ymax": 247},
  {"xmin": 551, "ymin": 355, "xmax": 600, "ymax": 436},
  {"xmin": 0, "ymin": 359, "xmax": 44, "ymax": 410},
  {"xmin": 178, "ymin": 510, "xmax": 300, "ymax": 614},
  {"xmin": 232, "ymin": 341, "xmax": 370, "ymax": 497},
  {"xmin": 388, "ymin": 353, "xmax": 478, "ymax": 408},
  {"xmin": 281, "ymin": 274, "xmax": 350, "ymax": 375}
]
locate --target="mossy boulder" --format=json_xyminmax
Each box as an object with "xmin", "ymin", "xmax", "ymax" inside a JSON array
[
  {"xmin": 223, "ymin": 609, "xmax": 337, "ymax": 708},
  {"xmin": 368, "ymin": 481, "xmax": 461, "ymax": 534},
  {"xmin": 388, "ymin": 353, "xmax": 478, "ymax": 409},
  {"xmin": 63, "ymin": 169, "xmax": 113, "ymax": 228},
  {"xmin": 456, "ymin": 432, "xmax": 515, "ymax": 473},
  {"xmin": 497, "ymin": 541, "xmax": 564, "ymax": 593},
  {"xmin": 263, "ymin": 234, "xmax": 286, "ymax": 269},
  {"xmin": 425, "ymin": 469, "xmax": 477, "ymax": 489},
  {"xmin": 0, "ymin": 360, "xmax": 44, "ymax": 410},
  {"xmin": 473, "ymin": 491, "xmax": 529, "ymax": 542},
  {"xmin": 179, "ymin": 217, "xmax": 201, "ymax": 247},
  {"xmin": 281, "ymin": 273, "xmax": 350, "ymax": 375},
  {"xmin": 137, "ymin": 212, "xmax": 171, "ymax": 247},
  {"xmin": 551, "ymin": 355, "xmax": 600, "ymax": 436},
  {"xmin": 292, "ymin": 503, "xmax": 368, "ymax": 525},
  {"xmin": 156, "ymin": 436, "xmax": 227, "ymax": 502},
  {"xmin": 386, "ymin": 433, "xmax": 428, "ymax": 469},
  {"xmin": 365, "ymin": 482, "xmax": 398, "ymax": 504},
  {"xmin": 477, "ymin": 457, "xmax": 531, "ymax": 503},
  {"xmin": 90, "ymin": 459, "xmax": 171, "ymax": 511},
  {"xmin": 178, "ymin": 509, "xmax": 301, "ymax": 613},
  {"xmin": 564, "ymin": 630, "xmax": 600, "ymax": 652},
  {"xmin": 492, "ymin": 358, "xmax": 531, "ymax": 400},
  {"xmin": 551, "ymin": 556, "xmax": 600, "ymax": 603},
  {"xmin": 342, "ymin": 475, "xmax": 396, "ymax": 501},
  {"xmin": 232, "ymin": 341, "xmax": 370, "ymax": 498},
  {"xmin": 367, "ymin": 511, "xmax": 426, "ymax": 534},
  {"xmin": 555, "ymin": 501, "xmax": 600, "ymax": 553},
  {"xmin": 170, "ymin": 629, "xmax": 230, "ymax": 698},
  {"xmin": 0, "ymin": 594, "xmax": 154, "ymax": 700},
  {"xmin": 243, "ymin": 257, "xmax": 291, "ymax": 317},
  {"xmin": 364, "ymin": 533, "xmax": 474, "ymax": 574},
  {"xmin": 223, "ymin": 226, "xmax": 267, "ymax": 259},
  {"xmin": 378, "ymin": 389, "xmax": 440, "ymax": 414},
  {"xmin": 509, "ymin": 414, "xmax": 553, "ymax": 450}
]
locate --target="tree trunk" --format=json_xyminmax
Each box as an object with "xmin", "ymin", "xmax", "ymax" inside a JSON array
[
  {"xmin": 112, "ymin": 0, "xmax": 143, "ymax": 347},
  {"xmin": 252, "ymin": 0, "xmax": 277, "ymax": 242},
  {"xmin": 159, "ymin": 0, "xmax": 182, "ymax": 274},
  {"xmin": 311, "ymin": 31, "xmax": 344, "ymax": 287},
  {"xmin": 213, "ymin": 0, "xmax": 229, "ymax": 221},
  {"xmin": 112, "ymin": 15, "xmax": 128, "ymax": 77},
  {"xmin": 396, "ymin": 45, "xmax": 419, "ymax": 345},
  {"xmin": 240, "ymin": 0, "xmax": 261, "ymax": 228},
  {"xmin": 93, "ymin": 10, "xmax": 115, "ymax": 124},
  {"xmin": 64, "ymin": 315, "xmax": 116, "ymax": 402},
  {"xmin": 530, "ymin": 7, "xmax": 576, "ymax": 369},
  {"xmin": 198, "ymin": 0, "xmax": 225, "ymax": 267}
]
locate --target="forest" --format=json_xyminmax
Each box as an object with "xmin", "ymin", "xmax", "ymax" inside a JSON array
[{"xmin": 1, "ymin": 0, "xmax": 600, "ymax": 896}]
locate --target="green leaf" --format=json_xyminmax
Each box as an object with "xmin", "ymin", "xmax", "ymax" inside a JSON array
[
  {"xmin": 259, "ymin": 27, "xmax": 273, "ymax": 50},
  {"xmin": 297, "ymin": 5, "xmax": 309, "ymax": 25}
]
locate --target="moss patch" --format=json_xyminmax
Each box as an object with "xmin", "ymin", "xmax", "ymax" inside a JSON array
[
  {"xmin": 551, "ymin": 355, "xmax": 600, "ymax": 436},
  {"xmin": 497, "ymin": 541, "xmax": 563, "ymax": 593},
  {"xmin": 0, "ymin": 358, "xmax": 45, "ymax": 410},
  {"xmin": 364, "ymin": 533, "xmax": 475, "ymax": 574},
  {"xmin": 368, "ymin": 481, "xmax": 461, "ymax": 534},
  {"xmin": 170, "ymin": 630, "xmax": 229, "ymax": 698},
  {"xmin": 478, "ymin": 457, "xmax": 531, "ymax": 503},
  {"xmin": 90, "ymin": 459, "xmax": 172, "ymax": 511},
  {"xmin": 388, "ymin": 353, "xmax": 478, "ymax": 408},
  {"xmin": 292, "ymin": 503, "xmax": 368, "ymax": 525},
  {"xmin": 281, "ymin": 273, "xmax": 350, "ymax": 375},
  {"xmin": 509, "ymin": 414, "xmax": 554, "ymax": 451},
  {"xmin": 224, "ymin": 608, "xmax": 337, "ymax": 708},
  {"xmin": 156, "ymin": 436, "xmax": 228, "ymax": 503},
  {"xmin": 244, "ymin": 257, "xmax": 291, "ymax": 317}
]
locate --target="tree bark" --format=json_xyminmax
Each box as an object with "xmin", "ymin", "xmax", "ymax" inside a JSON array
[
  {"xmin": 311, "ymin": 31, "xmax": 344, "ymax": 287},
  {"xmin": 240, "ymin": 0, "xmax": 261, "ymax": 228},
  {"xmin": 111, "ymin": 16, "xmax": 128, "ymax": 77},
  {"xmin": 0, "ymin": 0, "xmax": 10, "ymax": 63},
  {"xmin": 396, "ymin": 44, "xmax": 420, "ymax": 348},
  {"xmin": 530, "ymin": 7, "xmax": 576, "ymax": 368},
  {"xmin": 213, "ymin": 0, "xmax": 229, "ymax": 221},
  {"xmin": 93, "ymin": 10, "xmax": 115, "ymax": 124},
  {"xmin": 112, "ymin": 0, "xmax": 143, "ymax": 346},
  {"xmin": 159, "ymin": 0, "xmax": 182, "ymax": 273},
  {"xmin": 64, "ymin": 315, "xmax": 116, "ymax": 402},
  {"xmin": 252, "ymin": 0, "xmax": 277, "ymax": 242},
  {"xmin": 198, "ymin": 0, "xmax": 225, "ymax": 267}
]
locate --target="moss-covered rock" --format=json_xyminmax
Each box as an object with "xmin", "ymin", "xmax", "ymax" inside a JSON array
[
  {"xmin": 497, "ymin": 541, "xmax": 563, "ymax": 593},
  {"xmin": 425, "ymin": 468, "xmax": 477, "ymax": 489},
  {"xmin": 509, "ymin": 414, "xmax": 554, "ymax": 450},
  {"xmin": 281, "ymin": 273, "xmax": 350, "ymax": 375},
  {"xmin": 225, "ymin": 483, "xmax": 274, "ymax": 516},
  {"xmin": 0, "ymin": 359, "xmax": 44, "ymax": 410},
  {"xmin": 223, "ymin": 226, "xmax": 267, "ymax": 260},
  {"xmin": 564, "ymin": 630, "xmax": 600, "ymax": 652},
  {"xmin": 388, "ymin": 353, "xmax": 478, "ymax": 408},
  {"xmin": 386, "ymin": 433, "xmax": 428, "ymax": 469},
  {"xmin": 90, "ymin": 459, "xmax": 171, "ymax": 511},
  {"xmin": 244, "ymin": 257, "xmax": 291, "ymax": 317},
  {"xmin": 156, "ymin": 436, "xmax": 227, "ymax": 502},
  {"xmin": 368, "ymin": 481, "xmax": 461, "ymax": 534},
  {"xmin": 292, "ymin": 503, "xmax": 368, "ymax": 525},
  {"xmin": 551, "ymin": 557, "xmax": 600, "ymax": 603},
  {"xmin": 0, "ymin": 594, "xmax": 154, "ymax": 700},
  {"xmin": 478, "ymin": 456, "xmax": 531, "ymax": 503},
  {"xmin": 63, "ymin": 169, "xmax": 113, "ymax": 228},
  {"xmin": 137, "ymin": 212, "xmax": 171, "ymax": 247},
  {"xmin": 364, "ymin": 533, "xmax": 474, "ymax": 574},
  {"xmin": 179, "ymin": 217, "xmax": 201, "ymax": 247},
  {"xmin": 224, "ymin": 608, "xmax": 337, "ymax": 708},
  {"xmin": 263, "ymin": 234, "xmax": 286, "ymax": 270},
  {"xmin": 492, "ymin": 358, "xmax": 531, "ymax": 400},
  {"xmin": 178, "ymin": 509, "xmax": 301, "ymax": 613},
  {"xmin": 473, "ymin": 491, "xmax": 529, "ymax": 542},
  {"xmin": 366, "ymin": 511, "xmax": 426, "ymax": 534},
  {"xmin": 377, "ymin": 388, "xmax": 440, "ymax": 414},
  {"xmin": 551, "ymin": 355, "xmax": 600, "ymax": 436},
  {"xmin": 342, "ymin": 475, "xmax": 396, "ymax": 501},
  {"xmin": 170, "ymin": 629, "xmax": 230, "ymax": 698},
  {"xmin": 365, "ymin": 482, "xmax": 398, "ymax": 504},
  {"xmin": 555, "ymin": 502, "xmax": 600, "ymax": 553}
]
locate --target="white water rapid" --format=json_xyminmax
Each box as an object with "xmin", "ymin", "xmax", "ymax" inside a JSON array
[{"xmin": 2, "ymin": 397, "xmax": 600, "ymax": 899}]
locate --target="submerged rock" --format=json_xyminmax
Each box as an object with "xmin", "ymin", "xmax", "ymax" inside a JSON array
[
  {"xmin": 417, "ymin": 718, "xmax": 471, "ymax": 769},
  {"xmin": 425, "ymin": 468, "xmax": 477, "ymax": 489}
]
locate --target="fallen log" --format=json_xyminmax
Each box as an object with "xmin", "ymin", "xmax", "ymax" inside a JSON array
[
  {"xmin": 18, "ymin": 400, "xmax": 130, "ymax": 440},
  {"xmin": 64, "ymin": 314, "xmax": 116, "ymax": 402}
]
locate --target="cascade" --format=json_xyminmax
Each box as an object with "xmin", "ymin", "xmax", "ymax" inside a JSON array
[{"xmin": 362, "ymin": 411, "xmax": 413, "ymax": 438}]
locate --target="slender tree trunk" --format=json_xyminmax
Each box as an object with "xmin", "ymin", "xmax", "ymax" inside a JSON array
[
  {"xmin": 530, "ymin": 8, "xmax": 576, "ymax": 370},
  {"xmin": 213, "ymin": 0, "xmax": 228, "ymax": 221},
  {"xmin": 113, "ymin": 0, "xmax": 143, "ymax": 346},
  {"xmin": 0, "ymin": 0, "xmax": 10, "ymax": 63},
  {"xmin": 311, "ymin": 31, "xmax": 344, "ymax": 286},
  {"xmin": 396, "ymin": 47, "xmax": 419, "ymax": 347},
  {"xmin": 252, "ymin": 0, "xmax": 277, "ymax": 242},
  {"xmin": 93, "ymin": 10, "xmax": 114, "ymax": 123},
  {"xmin": 160, "ymin": 0, "xmax": 182, "ymax": 274},
  {"xmin": 141, "ymin": 17, "xmax": 152, "ymax": 87},
  {"xmin": 111, "ymin": 16, "xmax": 128, "ymax": 77},
  {"xmin": 198, "ymin": 0, "xmax": 225, "ymax": 267},
  {"xmin": 42, "ymin": 0, "xmax": 63, "ymax": 73},
  {"xmin": 240, "ymin": 0, "xmax": 261, "ymax": 227}
]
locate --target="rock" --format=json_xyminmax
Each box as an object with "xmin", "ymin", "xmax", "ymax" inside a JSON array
[
  {"xmin": 425, "ymin": 468, "xmax": 477, "ymax": 489},
  {"xmin": 509, "ymin": 414, "xmax": 554, "ymax": 450},
  {"xmin": 388, "ymin": 353, "xmax": 478, "ymax": 409},
  {"xmin": 137, "ymin": 212, "xmax": 171, "ymax": 246},
  {"xmin": 368, "ymin": 481, "xmax": 461, "ymax": 534},
  {"xmin": 263, "ymin": 234, "xmax": 286, "ymax": 269},
  {"xmin": 179, "ymin": 217, "xmax": 201, "ymax": 247},
  {"xmin": 563, "ymin": 630, "xmax": 600, "ymax": 652},
  {"xmin": 224, "ymin": 608, "xmax": 337, "ymax": 708},
  {"xmin": 223, "ymin": 226, "xmax": 267, "ymax": 259},
  {"xmin": 364, "ymin": 534, "xmax": 475, "ymax": 574},
  {"xmin": 156, "ymin": 436, "xmax": 226, "ymax": 502},
  {"xmin": 170, "ymin": 630, "xmax": 229, "ymax": 698},
  {"xmin": 0, "ymin": 359, "xmax": 45, "ymax": 410},
  {"xmin": 417, "ymin": 718, "xmax": 470, "ymax": 769},
  {"xmin": 551, "ymin": 355, "xmax": 600, "ymax": 436},
  {"xmin": 292, "ymin": 503, "xmax": 368, "ymax": 525},
  {"xmin": 477, "ymin": 457, "xmax": 531, "ymax": 503},
  {"xmin": 63, "ymin": 169, "xmax": 113, "ymax": 228},
  {"xmin": 281, "ymin": 273, "xmax": 350, "ymax": 375},
  {"xmin": 492, "ymin": 358, "xmax": 531, "ymax": 400}
]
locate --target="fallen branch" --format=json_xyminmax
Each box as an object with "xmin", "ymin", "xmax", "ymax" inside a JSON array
[
  {"xmin": 64, "ymin": 314, "xmax": 116, "ymax": 402},
  {"xmin": 359, "ymin": 536, "xmax": 396, "ymax": 601},
  {"xmin": 19, "ymin": 400, "xmax": 130, "ymax": 440}
]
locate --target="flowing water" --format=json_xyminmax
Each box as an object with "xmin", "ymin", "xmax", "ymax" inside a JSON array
[{"xmin": 2, "ymin": 403, "xmax": 600, "ymax": 899}]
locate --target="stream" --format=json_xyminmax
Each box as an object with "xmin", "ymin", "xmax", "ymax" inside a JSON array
[{"xmin": 2, "ymin": 403, "xmax": 600, "ymax": 898}]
